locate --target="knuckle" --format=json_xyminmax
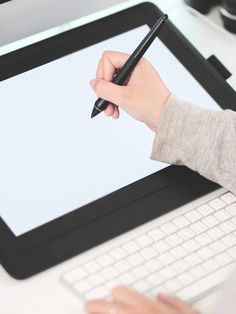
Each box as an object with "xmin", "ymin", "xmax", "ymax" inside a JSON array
[
  {"xmin": 93, "ymin": 80, "xmax": 103, "ymax": 93},
  {"xmin": 102, "ymin": 50, "xmax": 112, "ymax": 59}
]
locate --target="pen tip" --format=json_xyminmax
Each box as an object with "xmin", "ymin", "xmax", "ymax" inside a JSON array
[{"xmin": 91, "ymin": 108, "xmax": 100, "ymax": 118}]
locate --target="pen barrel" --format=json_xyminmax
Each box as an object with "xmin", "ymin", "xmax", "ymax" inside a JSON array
[
  {"xmin": 94, "ymin": 97, "xmax": 110, "ymax": 112},
  {"xmin": 112, "ymin": 14, "xmax": 167, "ymax": 86}
]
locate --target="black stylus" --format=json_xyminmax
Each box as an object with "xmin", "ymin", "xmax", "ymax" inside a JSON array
[{"xmin": 91, "ymin": 14, "xmax": 168, "ymax": 118}]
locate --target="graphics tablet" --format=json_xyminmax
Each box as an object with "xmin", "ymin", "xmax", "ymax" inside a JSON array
[{"xmin": 0, "ymin": 2, "xmax": 235, "ymax": 279}]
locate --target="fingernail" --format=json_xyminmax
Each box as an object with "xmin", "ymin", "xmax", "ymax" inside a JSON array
[{"xmin": 89, "ymin": 79, "xmax": 96, "ymax": 89}]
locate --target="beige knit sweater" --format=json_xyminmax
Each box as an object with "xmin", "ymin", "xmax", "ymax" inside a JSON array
[{"xmin": 151, "ymin": 94, "xmax": 236, "ymax": 194}]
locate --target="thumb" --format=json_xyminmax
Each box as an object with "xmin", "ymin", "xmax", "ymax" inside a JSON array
[{"xmin": 90, "ymin": 79, "xmax": 128, "ymax": 108}]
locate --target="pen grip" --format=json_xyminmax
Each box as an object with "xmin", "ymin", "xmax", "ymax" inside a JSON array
[
  {"xmin": 95, "ymin": 58, "xmax": 139, "ymax": 112},
  {"xmin": 94, "ymin": 59, "xmax": 137, "ymax": 112}
]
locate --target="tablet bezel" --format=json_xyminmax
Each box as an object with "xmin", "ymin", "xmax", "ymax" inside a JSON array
[{"xmin": 0, "ymin": 2, "xmax": 235, "ymax": 279}]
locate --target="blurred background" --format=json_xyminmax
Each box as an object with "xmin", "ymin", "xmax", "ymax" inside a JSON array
[{"xmin": 1, "ymin": 0, "xmax": 235, "ymax": 47}]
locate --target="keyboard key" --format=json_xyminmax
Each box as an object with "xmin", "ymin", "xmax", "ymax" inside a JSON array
[
  {"xmin": 159, "ymin": 266, "xmax": 177, "ymax": 280},
  {"xmin": 152, "ymin": 240, "xmax": 170, "ymax": 253},
  {"xmin": 172, "ymin": 260, "xmax": 190, "ymax": 273},
  {"xmin": 227, "ymin": 203, "xmax": 236, "ymax": 216},
  {"xmin": 202, "ymin": 260, "xmax": 220, "ymax": 273},
  {"xmin": 164, "ymin": 279, "xmax": 182, "ymax": 293},
  {"xmin": 215, "ymin": 252, "xmax": 232, "ymax": 266},
  {"xmin": 221, "ymin": 192, "xmax": 236, "ymax": 205},
  {"xmin": 62, "ymin": 267, "xmax": 87, "ymax": 284},
  {"xmin": 170, "ymin": 246, "xmax": 188, "ymax": 259},
  {"xmin": 110, "ymin": 247, "xmax": 127, "ymax": 261},
  {"xmin": 214, "ymin": 209, "xmax": 231, "ymax": 222},
  {"xmin": 140, "ymin": 247, "xmax": 158, "ymax": 260},
  {"xmin": 227, "ymin": 246, "xmax": 236, "ymax": 259},
  {"xmin": 148, "ymin": 228, "xmax": 165, "ymax": 241},
  {"xmin": 197, "ymin": 247, "xmax": 214, "ymax": 260},
  {"xmin": 185, "ymin": 253, "xmax": 202, "ymax": 267},
  {"xmin": 190, "ymin": 222, "xmax": 207, "ymax": 234},
  {"xmin": 132, "ymin": 280, "xmax": 150, "ymax": 293},
  {"xmin": 195, "ymin": 234, "xmax": 212, "ymax": 246},
  {"xmin": 135, "ymin": 235, "xmax": 153, "ymax": 248},
  {"xmin": 173, "ymin": 216, "xmax": 190, "ymax": 228},
  {"xmin": 119, "ymin": 272, "xmax": 136, "ymax": 285},
  {"xmin": 84, "ymin": 260, "xmax": 101, "ymax": 274},
  {"xmin": 158, "ymin": 252, "xmax": 175, "ymax": 265},
  {"xmin": 178, "ymin": 228, "xmax": 195, "ymax": 240},
  {"xmin": 182, "ymin": 239, "xmax": 200, "ymax": 253},
  {"xmin": 85, "ymin": 286, "xmax": 109, "ymax": 301},
  {"xmin": 219, "ymin": 221, "xmax": 236, "ymax": 233},
  {"xmin": 114, "ymin": 260, "xmax": 132, "ymax": 273},
  {"xmin": 96, "ymin": 254, "xmax": 113, "ymax": 267},
  {"xmin": 177, "ymin": 273, "xmax": 194, "ymax": 286},
  {"xmin": 160, "ymin": 222, "xmax": 177, "ymax": 235},
  {"xmin": 132, "ymin": 265, "xmax": 149, "ymax": 279},
  {"xmin": 210, "ymin": 240, "xmax": 226, "ymax": 254},
  {"xmin": 151, "ymin": 286, "xmax": 169, "ymax": 296},
  {"xmin": 145, "ymin": 258, "xmax": 162, "ymax": 272},
  {"xmin": 202, "ymin": 215, "xmax": 219, "ymax": 228},
  {"xmin": 165, "ymin": 234, "xmax": 183, "ymax": 247},
  {"xmin": 197, "ymin": 204, "xmax": 214, "ymax": 217},
  {"xmin": 209, "ymin": 198, "xmax": 226, "ymax": 210},
  {"xmin": 222, "ymin": 234, "xmax": 236, "ymax": 247},
  {"xmin": 87, "ymin": 273, "xmax": 106, "ymax": 286},
  {"xmin": 74, "ymin": 279, "xmax": 92, "ymax": 294},
  {"xmin": 146, "ymin": 273, "xmax": 164, "ymax": 286},
  {"xmin": 190, "ymin": 265, "xmax": 207, "ymax": 279},
  {"xmin": 101, "ymin": 267, "xmax": 118, "ymax": 280},
  {"xmin": 122, "ymin": 241, "xmax": 139, "ymax": 254},
  {"xmin": 185, "ymin": 210, "xmax": 202, "ymax": 222},
  {"xmin": 127, "ymin": 253, "xmax": 145, "ymax": 267},
  {"xmin": 207, "ymin": 227, "xmax": 224, "ymax": 240}
]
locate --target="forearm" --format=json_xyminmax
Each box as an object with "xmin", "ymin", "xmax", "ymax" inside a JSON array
[{"xmin": 151, "ymin": 94, "xmax": 236, "ymax": 194}]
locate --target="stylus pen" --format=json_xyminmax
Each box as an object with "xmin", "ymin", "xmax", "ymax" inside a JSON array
[{"xmin": 91, "ymin": 14, "xmax": 168, "ymax": 118}]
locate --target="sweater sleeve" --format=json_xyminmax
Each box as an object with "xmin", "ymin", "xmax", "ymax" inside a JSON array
[{"xmin": 151, "ymin": 93, "xmax": 236, "ymax": 194}]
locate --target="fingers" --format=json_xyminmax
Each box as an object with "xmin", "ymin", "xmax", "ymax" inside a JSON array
[
  {"xmin": 96, "ymin": 59, "xmax": 104, "ymax": 80},
  {"xmin": 105, "ymin": 105, "xmax": 120, "ymax": 119},
  {"xmin": 111, "ymin": 287, "xmax": 179, "ymax": 314},
  {"xmin": 90, "ymin": 79, "xmax": 129, "ymax": 108},
  {"xmin": 112, "ymin": 286, "xmax": 151, "ymax": 307},
  {"xmin": 85, "ymin": 300, "xmax": 111, "ymax": 314}
]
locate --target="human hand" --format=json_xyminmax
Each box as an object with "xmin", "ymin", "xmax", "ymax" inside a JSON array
[
  {"xmin": 90, "ymin": 51, "xmax": 170, "ymax": 131},
  {"xmin": 85, "ymin": 287, "xmax": 199, "ymax": 314}
]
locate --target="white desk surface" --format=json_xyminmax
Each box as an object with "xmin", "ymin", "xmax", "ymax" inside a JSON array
[{"xmin": 0, "ymin": 0, "xmax": 236, "ymax": 313}]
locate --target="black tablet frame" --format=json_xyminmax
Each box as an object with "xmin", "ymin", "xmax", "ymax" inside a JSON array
[{"xmin": 0, "ymin": 2, "xmax": 235, "ymax": 279}]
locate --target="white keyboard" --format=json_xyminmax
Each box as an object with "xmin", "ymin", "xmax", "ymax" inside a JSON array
[{"xmin": 61, "ymin": 189, "xmax": 236, "ymax": 303}]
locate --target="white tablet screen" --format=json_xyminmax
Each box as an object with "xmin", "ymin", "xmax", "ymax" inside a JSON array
[{"xmin": 0, "ymin": 25, "xmax": 220, "ymax": 236}]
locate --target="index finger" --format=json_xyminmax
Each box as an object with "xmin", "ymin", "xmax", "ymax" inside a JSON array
[
  {"xmin": 99, "ymin": 51, "xmax": 130, "ymax": 82},
  {"xmin": 102, "ymin": 51, "xmax": 130, "ymax": 70}
]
